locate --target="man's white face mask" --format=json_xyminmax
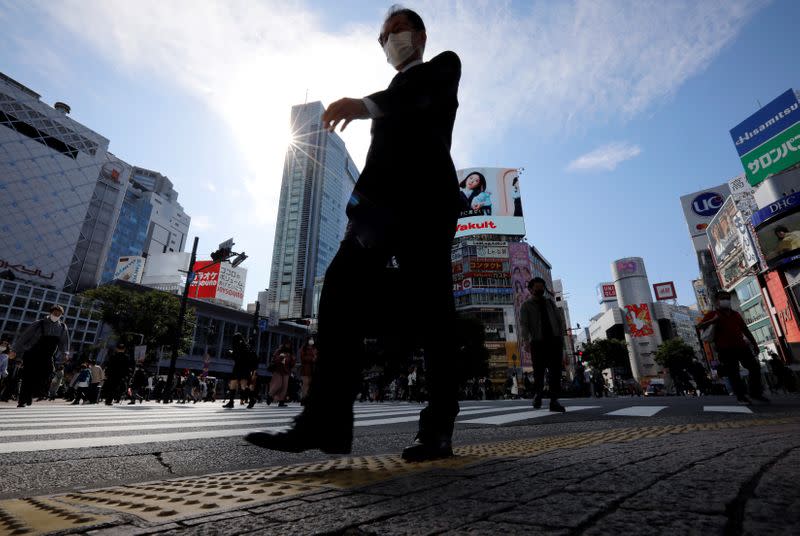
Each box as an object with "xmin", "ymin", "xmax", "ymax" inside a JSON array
[
  {"xmin": 50, "ymin": 314, "xmax": 61, "ymax": 322},
  {"xmin": 384, "ymin": 31, "xmax": 417, "ymax": 67},
  {"xmin": 718, "ymin": 299, "xmax": 731, "ymax": 309}
]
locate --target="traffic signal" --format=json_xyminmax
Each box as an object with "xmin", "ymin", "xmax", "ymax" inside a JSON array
[{"xmin": 210, "ymin": 247, "xmax": 231, "ymax": 263}]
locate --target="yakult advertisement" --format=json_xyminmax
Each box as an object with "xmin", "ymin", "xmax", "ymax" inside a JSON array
[{"xmin": 456, "ymin": 168, "xmax": 526, "ymax": 238}]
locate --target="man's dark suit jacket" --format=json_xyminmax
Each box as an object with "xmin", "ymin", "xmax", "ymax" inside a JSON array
[{"xmin": 347, "ymin": 51, "xmax": 462, "ymax": 234}]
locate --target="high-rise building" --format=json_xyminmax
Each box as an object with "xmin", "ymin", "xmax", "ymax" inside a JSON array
[
  {"xmin": 66, "ymin": 154, "xmax": 130, "ymax": 292},
  {"xmin": 0, "ymin": 72, "xmax": 110, "ymax": 291},
  {"xmin": 267, "ymin": 101, "xmax": 359, "ymax": 321},
  {"xmin": 99, "ymin": 166, "xmax": 190, "ymax": 283}
]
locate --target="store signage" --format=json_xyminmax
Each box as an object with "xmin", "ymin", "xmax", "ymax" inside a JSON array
[
  {"xmin": 653, "ymin": 281, "xmax": 677, "ymax": 301},
  {"xmin": 752, "ymin": 191, "xmax": 800, "ymax": 228},
  {"xmin": 730, "ymin": 88, "xmax": 800, "ymax": 157},
  {"xmin": 691, "ymin": 192, "xmax": 725, "ymax": 217},
  {"xmin": 740, "ymin": 121, "xmax": 800, "ymax": 186}
]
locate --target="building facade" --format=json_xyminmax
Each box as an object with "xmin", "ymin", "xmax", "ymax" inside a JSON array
[
  {"xmin": 0, "ymin": 278, "xmax": 103, "ymax": 357},
  {"xmin": 0, "ymin": 72, "xmax": 110, "ymax": 291},
  {"xmin": 99, "ymin": 166, "xmax": 190, "ymax": 284},
  {"xmin": 267, "ymin": 101, "xmax": 359, "ymax": 321},
  {"xmin": 452, "ymin": 237, "xmax": 554, "ymax": 383}
]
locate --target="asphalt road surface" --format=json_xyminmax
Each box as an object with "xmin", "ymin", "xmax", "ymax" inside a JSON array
[{"xmin": 2, "ymin": 394, "xmax": 796, "ymax": 500}]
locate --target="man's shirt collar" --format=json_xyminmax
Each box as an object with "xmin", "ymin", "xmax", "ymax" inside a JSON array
[{"xmin": 401, "ymin": 59, "xmax": 423, "ymax": 73}]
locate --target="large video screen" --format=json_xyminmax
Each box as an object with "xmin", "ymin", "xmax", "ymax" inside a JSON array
[{"xmin": 756, "ymin": 210, "xmax": 800, "ymax": 268}]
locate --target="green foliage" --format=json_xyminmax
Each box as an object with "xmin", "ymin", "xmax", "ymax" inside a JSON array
[
  {"xmin": 582, "ymin": 338, "xmax": 630, "ymax": 372},
  {"xmin": 81, "ymin": 285, "xmax": 196, "ymax": 362},
  {"xmin": 654, "ymin": 338, "xmax": 696, "ymax": 373}
]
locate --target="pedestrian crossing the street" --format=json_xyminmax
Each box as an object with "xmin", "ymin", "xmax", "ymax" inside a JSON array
[{"xmin": 0, "ymin": 401, "xmax": 755, "ymax": 454}]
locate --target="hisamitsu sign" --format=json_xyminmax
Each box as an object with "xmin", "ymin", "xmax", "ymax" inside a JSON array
[{"xmin": 730, "ymin": 89, "xmax": 800, "ymax": 157}]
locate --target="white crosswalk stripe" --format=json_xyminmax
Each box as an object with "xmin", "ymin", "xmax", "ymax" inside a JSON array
[
  {"xmin": 703, "ymin": 405, "xmax": 753, "ymax": 414},
  {"xmin": 460, "ymin": 406, "xmax": 600, "ymax": 425},
  {"xmin": 0, "ymin": 402, "xmax": 760, "ymax": 454},
  {"xmin": 606, "ymin": 406, "xmax": 668, "ymax": 417}
]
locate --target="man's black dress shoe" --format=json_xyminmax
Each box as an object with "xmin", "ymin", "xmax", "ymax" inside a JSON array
[
  {"xmin": 244, "ymin": 417, "xmax": 352, "ymax": 454},
  {"xmin": 401, "ymin": 435, "xmax": 454, "ymax": 462}
]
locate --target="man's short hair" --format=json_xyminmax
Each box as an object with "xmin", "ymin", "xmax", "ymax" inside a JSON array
[
  {"xmin": 715, "ymin": 290, "xmax": 731, "ymax": 299},
  {"xmin": 527, "ymin": 276, "xmax": 546, "ymax": 290},
  {"xmin": 50, "ymin": 304, "xmax": 64, "ymax": 314},
  {"xmin": 385, "ymin": 4, "xmax": 425, "ymax": 31},
  {"xmin": 775, "ymin": 225, "xmax": 789, "ymax": 235}
]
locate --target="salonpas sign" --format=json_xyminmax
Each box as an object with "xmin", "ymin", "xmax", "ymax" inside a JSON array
[
  {"xmin": 741, "ymin": 121, "xmax": 800, "ymax": 186},
  {"xmin": 731, "ymin": 89, "xmax": 800, "ymax": 186}
]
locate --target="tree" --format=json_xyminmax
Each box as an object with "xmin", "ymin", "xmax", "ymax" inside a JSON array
[
  {"xmin": 654, "ymin": 338, "xmax": 697, "ymax": 393},
  {"xmin": 81, "ymin": 285, "xmax": 196, "ymax": 364},
  {"xmin": 581, "ymin": 338, "xmax": 630, "ymax": 373}
]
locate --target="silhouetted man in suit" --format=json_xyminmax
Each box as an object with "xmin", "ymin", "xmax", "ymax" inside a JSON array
[{"xmin": 246, "ymin": 5, "xmax": 462, "ymax": 461}]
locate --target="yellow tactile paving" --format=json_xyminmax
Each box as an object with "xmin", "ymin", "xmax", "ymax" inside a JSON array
[
  {"xmin": 0, "ymin": 416, "xmax": 794, "ymax": 535},
  {"xmin": 0, "ymin": 497, "xmax": 114, "ymax": 535}
]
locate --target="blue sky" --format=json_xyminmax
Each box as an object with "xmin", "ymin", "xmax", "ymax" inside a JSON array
[{"xmin": 0, "ymin": 0, "xmax": 797, "ymax": 328}]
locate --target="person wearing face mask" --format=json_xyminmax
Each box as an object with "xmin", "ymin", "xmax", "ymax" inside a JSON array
[
  {"xmin": 519, "ymin": 277, "xmax": 567, "ymax": 413},
  {"xmin": 246, "ymin": 5, "xmax": 463, "ymax": 462},
  {"xmin": 14, "ymin": 304, "xmax": 71, "ymax": 407},
  {"xmin": 697, "ymin": 290, "xmax": 768, "ymax": 404}
]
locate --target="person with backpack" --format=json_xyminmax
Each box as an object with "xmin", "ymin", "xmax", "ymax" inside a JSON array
[{"xmin": 14, "ymin": 304, "xmax": 70, "ymax": 407}]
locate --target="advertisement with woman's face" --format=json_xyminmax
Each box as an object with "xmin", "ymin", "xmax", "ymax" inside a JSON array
[
  {"xmin": 456, "ymin": 167, "xmax": 526, "ymax": 238},
  {"xmin": 757, "ymin": 211, "xmax": 800, "ymax": 266}
]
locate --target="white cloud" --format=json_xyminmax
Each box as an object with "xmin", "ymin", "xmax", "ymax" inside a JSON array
[
  {"xmin": 11, "ymin": 0, "xmax": 766, "ymax": 299},
  {"xmin": 566, "ymin": 142, "xmax": 642, "ymax": 172},
  {"xmin": 205, "ymin": 182, "xmax": 216, "ymax": 193}
]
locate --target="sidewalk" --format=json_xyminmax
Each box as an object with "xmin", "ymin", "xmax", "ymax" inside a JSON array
[{"xmin": 1, "ymin": 417, "xmax": 798, "ymax": 535}]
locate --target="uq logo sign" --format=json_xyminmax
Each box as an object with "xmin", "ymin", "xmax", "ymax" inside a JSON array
[{"xmin": 692, "ymin": 192, "xmax": 724, "ymax": 217}]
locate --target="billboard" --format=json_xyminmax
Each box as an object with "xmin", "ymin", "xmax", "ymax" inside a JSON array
[
  {"xmin": 707, "ymin": 196, "xmax": 760, "ymax": 290},
  {"xmin": 624, "ymin": 303, "xmax": 655, "ymax": 338},
  {"xmin": 509, "ymin": 242, "xmax": 533, "ymax": 370},
  {"xmin": 189, "ymin": 261, "xmax": 219, "ymax": 299},
  {"xmin": 692, "ymin": 279, "xmax": 712, "ymax": 313},
  {"xmin": 731, "ymin": 89, "xmax": 800, "ymax": 186},
  {"xmin": 456, "ymin": 168, "xmax": 525, "ymax": 238},
  {"xmin": 653, "ymin": 281, "xmax": 677, "ymax": 301},
  {"xmin": 216, "ymin": 263, "xmax": 247, "ymax": 307},
  {"xmin": 188, "ymin": 261, "xmax": 247, "ymax": 307},
  {"xmin": 764, "ymin": 271, "xmax": 800, "ymax": 344},
  {"xmin": 728, "ymin": 173, "xmax": 758, "ymax": 218},
  {"xmin": 597, "ymin": 282, "xmax": 617, "ymax": 303},
  {"xmin": 680, "ymin": 185, "xmax": 730, "ymax": 242},
  {"xmin": 752, "ymin": 191, "xmax": 800, "ymax": 268},
  {"xmin": 113, "ymin": 256, "xmax": 145, "ymax": 284},
  {"xmin": 730, "ymin": 89, "xmax": 800, "ymax": 157}
]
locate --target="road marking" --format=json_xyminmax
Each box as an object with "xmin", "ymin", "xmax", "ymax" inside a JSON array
[
  {"xmin": 704, "ymin": 405, "xmax": 753, "ymax": 414},
  {"xmin": 0, "ymin": 427, "xmax": 272, "ymax": 454},
  {"xmin": 355, "ymin": 406, "xmax": 533, "ymax": 427},
  {"xmin": 606, "ymin": 406, "xmax": 667, "ymax": 417},
  {"xmin": 0, "ymin": 418, "xmax": 296, "ymax": 437},
  {"xmin": 460, "ymin": 406, "xmax": 599, "ymax": 425}
]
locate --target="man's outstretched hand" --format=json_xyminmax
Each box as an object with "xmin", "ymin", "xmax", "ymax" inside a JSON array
[{"xmin": 322, "ymin": 98, "xmax": 369, "ymax": 132}]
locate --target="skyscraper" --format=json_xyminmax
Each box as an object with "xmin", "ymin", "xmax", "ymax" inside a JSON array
[
  {"xmin": 0, "ymin": 72, "xmax": 110, "ymax": 290},
  {"xmin": 267, "ymin": 101, "xmax": 359, "ymax": 320},
  {"xmin": 99, "ymin": 166, "xmax": 190, "ymax": 283}
]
